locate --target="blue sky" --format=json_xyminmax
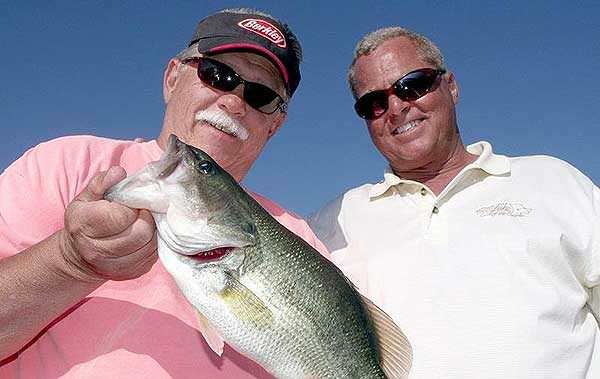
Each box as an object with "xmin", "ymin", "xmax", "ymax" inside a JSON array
[{"xmin": 2, "ymin": 1, "xmax": 599, "ymax": 217}]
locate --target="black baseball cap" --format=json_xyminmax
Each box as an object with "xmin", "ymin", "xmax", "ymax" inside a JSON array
[{"xmin": 187, "ymin": 10, "xmax": 301, "ymax": 96}]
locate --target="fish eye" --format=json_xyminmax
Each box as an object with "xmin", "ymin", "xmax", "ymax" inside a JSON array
[
  {"xmin": 198, "ymin": 161, "xmax": 214, "ymax": 175},
  {"xmin": 242, "ymin": 222, "xmax": 256, "ymax": 235}
]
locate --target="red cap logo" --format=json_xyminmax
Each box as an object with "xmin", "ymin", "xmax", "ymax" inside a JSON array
[{"xmin": 238, "ymin": 19, "xmax": 287, "ymax": 48}]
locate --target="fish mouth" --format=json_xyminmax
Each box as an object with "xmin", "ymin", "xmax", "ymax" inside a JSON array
[
  {"xmin": 162, "ymin": 134, "xmax": 186, "ymax": 168},
  {"xmin": 104, "ymin": 135, "xmax": 189, "ymax": 211},
  {"xmin": 185, "ymin": 247, "xmax": 235, "ymax": 263}
]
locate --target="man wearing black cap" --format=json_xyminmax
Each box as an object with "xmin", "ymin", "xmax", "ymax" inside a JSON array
[
  {"xmin": 0, "ymin": 8, "xmax": 326, "ymax": 378},
  {"xmin": 158, "ymin": 8, "xmax": 302, "ymax": 182}
]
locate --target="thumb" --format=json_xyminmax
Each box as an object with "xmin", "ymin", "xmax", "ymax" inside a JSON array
[{"xmin": 77, "ymin": 166, "xmax": 127, "ymax": 202}]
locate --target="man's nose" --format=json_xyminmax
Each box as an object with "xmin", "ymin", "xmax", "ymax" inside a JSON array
[
  {"xmin": 386, "ymin": 93, "xmax": 410, "ymax": 116},
  {"xmin": 216, "ymin": 87, "xmax": 248, "ymax": 117}
]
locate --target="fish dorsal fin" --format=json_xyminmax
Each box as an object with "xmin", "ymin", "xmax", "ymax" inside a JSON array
[
  {"xmin": 194, "ymin": 309, "xmax": 225, "ymax": 356},
  {"xmin": 360, "ymin": 294, "xmax": 413, "ymax": 379}
]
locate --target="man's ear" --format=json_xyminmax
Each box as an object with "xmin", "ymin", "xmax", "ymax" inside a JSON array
[
  {"xmin": 445, "ymin": 72, "xmax": 459, "ymax": 105},
  {"xmin": 267, "ymin": 111, "xmax": 287, "ymax": 138},
  {"xmin": 163, "ymin": 58, "xmax": 180, "ymax": 104}
]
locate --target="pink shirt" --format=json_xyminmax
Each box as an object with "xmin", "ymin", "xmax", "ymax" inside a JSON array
[{"xmin": 0, "ymin": 135, "xmax": 328, "ymax": 378}]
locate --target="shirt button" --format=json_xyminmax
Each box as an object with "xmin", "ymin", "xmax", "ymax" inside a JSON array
[
  {"xmin": 432, "ymin": 206, "xmax": 439, "ymax": 214},
  {"xmin": 420, "ymin": 188, "xmax": 427, "ymax": 196}
]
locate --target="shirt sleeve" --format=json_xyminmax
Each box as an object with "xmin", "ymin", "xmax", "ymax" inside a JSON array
[
  {"xmin": 0, "ymin": 145, "xmax": 70, "ymax": 257},
  {"xmin": 584, "ymin": 184, "xmax": 600, "ymax": 320},
  {"xmin": 307, "ymin": 195, "xmax": 349, "ymax": 255},
  {"xmin": 0, "ymin": 137, "xmax": 114, "ymax": 258}
]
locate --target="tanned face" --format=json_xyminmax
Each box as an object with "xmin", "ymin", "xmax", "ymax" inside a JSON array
[
  {"xmin": 353, "ymin": 37, "xmax": 461, "ymax": 174},
  {"xmin": 159, "ymin": 51, "xmax": 287, "ymax": 181}
]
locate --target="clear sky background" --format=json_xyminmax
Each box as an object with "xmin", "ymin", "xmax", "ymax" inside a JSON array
[{"xmin": 2, "ymin": 1, "xmax": 599, "ymax": 217}]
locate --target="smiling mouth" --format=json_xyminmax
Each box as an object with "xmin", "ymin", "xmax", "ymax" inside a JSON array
[
  {"xmin": 392, "ymin": 119, "xmax": 423, "ymax": 136},
  {"xmin": 201, "ymin": 120, "xmax": 236, "ymax": 137}
]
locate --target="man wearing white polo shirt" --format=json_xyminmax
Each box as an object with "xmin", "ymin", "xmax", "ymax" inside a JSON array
[{"xmin": 309, "ymin": 26, "xmax": 600, "ymax": 379}]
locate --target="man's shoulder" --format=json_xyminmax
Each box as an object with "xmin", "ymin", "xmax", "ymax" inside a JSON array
[
  {"xmin": 509, "ymin": 154, "xmax": 588, "ymax": 180},
  {"xmin": 4, "ymin": 135, "xmax": 123, "ymax": 175},
  {"xmin": 3, "ymin": 135, "xmax": 156, "ymax": 199},
  {"xmin": 509, "ymin": 153, "xmax": 573, "ymax": 169},
  {"xmin": 332, "ymin": 182, "xmax": 376, "ymax": 208},
  {"xmin": 309, "ymin": 182, "xmax": 374, "ymax": 225},
  {"xmin": 507, "ymin": 153, "xmax": 595, "ymax": 194},
  {"xmin": 19, "ymin": 134, "xmax": 158, "ymax": 173},
  {"xmin": 33, "ymin": 134, "xmax": 136, "ymax": 157}
]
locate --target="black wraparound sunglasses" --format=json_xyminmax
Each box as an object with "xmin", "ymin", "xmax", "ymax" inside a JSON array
[
  {"xmin": 184, "ymin": 57, "xmax": 287, "ymax": 114},
  {"xmin": 354, "ymin": 68, "xmax": 446, "ymax": 120}
]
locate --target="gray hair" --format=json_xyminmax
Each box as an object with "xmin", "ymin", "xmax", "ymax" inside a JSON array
[
  {"xmin": 348, "ymin": 27, "xmax": 446, "ymax": 98},
  {"xmin": 175, "ymin": 8, "xmax": 303, "ymax": 65}
]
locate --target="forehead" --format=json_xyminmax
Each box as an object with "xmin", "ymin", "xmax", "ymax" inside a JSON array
[
  {"xmin": 210, "ymin": 51, "xmax": 286, "ymax": 94},
  {"xmin": 354, "ymin": 37, "xmax": 429, "ymax": 95}
]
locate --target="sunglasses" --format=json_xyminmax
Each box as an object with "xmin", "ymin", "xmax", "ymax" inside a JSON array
[
  {"xmin": 354, "ymin": 68, "xmax": 446, "ymax": 120},
  {"xmin": 184, "ymin": 57, "xmax": 287, "ymax": 114}
]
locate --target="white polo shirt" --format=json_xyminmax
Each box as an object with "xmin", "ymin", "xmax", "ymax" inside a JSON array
[{"xmin": 309, "ymin": 141, "xmax": 600, "ymax": 379}]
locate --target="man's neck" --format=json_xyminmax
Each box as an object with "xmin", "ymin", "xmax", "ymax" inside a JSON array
[{"xmin": 391, "ymin": 143, "xmax": 477, "ymax": 196}]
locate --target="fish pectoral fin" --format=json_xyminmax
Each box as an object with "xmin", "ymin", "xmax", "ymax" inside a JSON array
[
  {"xmin": 220, "ymin": 272, "xmax": 273, "ymax": 327},
  {"xmin": 360, "ymin": 294, "xmax": 413, "ymax": 379},
  {"xmin": 194, "ymin": 309, "xmax": 225, "ymax": 357}
]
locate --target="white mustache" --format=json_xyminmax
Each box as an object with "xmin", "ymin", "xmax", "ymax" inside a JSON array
[{"xmin": 194, "ymin": 109, "xmax": 249, "ymax": 141}]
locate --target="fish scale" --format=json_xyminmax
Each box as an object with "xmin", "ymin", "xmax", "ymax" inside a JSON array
[
  {"xmin": 105, "ymin": 135, "xmax": 411, "ymax": 378},
  {"xmin": 230, "ymin": 210, "xmax": 384, "ymax": 377}
]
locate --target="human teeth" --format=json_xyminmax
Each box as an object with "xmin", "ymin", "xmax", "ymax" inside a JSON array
[
  {"xmin": 392, "ymin": 120, "xmax": 421, "ymax": 135},
  {"xmin": 207, "ymin": 122, "xmax": 229, "ymax": 135},
  {"xmin": 201, "ymin": 120, "xmax": 232, "ymax": 136}
]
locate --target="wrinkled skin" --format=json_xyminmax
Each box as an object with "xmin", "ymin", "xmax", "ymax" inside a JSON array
[
  {"xmin": 353, "ymin": 37, "xmax": 476, "ymax": 193},
  {"xmin": 157, "ymin": 52, "xmax": 288, "ymax": 182},
  {"xmin": 61, "ymin": 167, "xmax": 157, "ymax": 282}
]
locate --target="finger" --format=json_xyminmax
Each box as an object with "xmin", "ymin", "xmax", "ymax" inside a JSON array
[
  {"xmin": 117, "ymin": 232, "xmax": 159, "ymax": 275},
  {"xmin": 80, "ymin": 209, "xmax": 156, "ymax": 254},
  {"xmin": 69, "ymin": 200, "xmax": 140, "ymax": 238},
  {"xmin": 111, "ymin": 244, "xmax": 159, "ymax": 281},
  {"xmin": 76, "ymin": 166, "xmax": 127, "ymax": 202},
  {"xmin": 92, "ymin": 233, "xmax": 159, "ymax": 280}
]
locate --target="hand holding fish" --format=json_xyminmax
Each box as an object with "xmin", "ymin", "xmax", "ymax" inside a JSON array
[{"xmin": 60, "ymin": 166, "xmax": 158, "ymax": 282}]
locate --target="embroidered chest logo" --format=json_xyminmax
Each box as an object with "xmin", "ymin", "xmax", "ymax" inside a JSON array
[
  {"xmin": 475, "ymin": 202, "xmax": 533, "ymax": 217},
  {"xmin": 238, "ymin": 19, "xmax": 287, "ymax": 48}
]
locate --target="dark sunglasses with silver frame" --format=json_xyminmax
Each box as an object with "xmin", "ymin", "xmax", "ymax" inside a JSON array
[
  {"xmin": 183, "ymin": 57, "xmax": 288, "ymax": 114},
  {"xmin": 354, "ymin": 67, "xmax": 446, "ymax": 120}
]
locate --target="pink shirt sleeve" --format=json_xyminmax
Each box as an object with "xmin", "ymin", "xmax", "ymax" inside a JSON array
[{"xmin": 0, "ymin": 136, "xmax": 125, "ymax": 258}]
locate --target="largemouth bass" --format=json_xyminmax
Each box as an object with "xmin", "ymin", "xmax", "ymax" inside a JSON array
[{"xmin": 105, "ymin": 135, "xmax": 412, "ymax": 378}]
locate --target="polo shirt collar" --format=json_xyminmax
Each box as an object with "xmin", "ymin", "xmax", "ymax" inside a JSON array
[
  {"xmin": 368, "ymin": 141, "xmax": 511, "ymax": 199},
  {"xmin": 465, "ymin": 141, "xmax": 510, "ymax": 176}
]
